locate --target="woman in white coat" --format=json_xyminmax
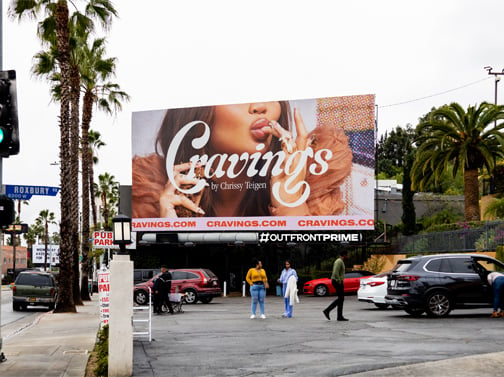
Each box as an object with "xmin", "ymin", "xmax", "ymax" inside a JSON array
[{"xmin": 278, "ymin": 260, "xmax": 298, "ymax": 318}]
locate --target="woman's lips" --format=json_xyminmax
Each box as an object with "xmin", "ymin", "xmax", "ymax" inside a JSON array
[{"xmin": 250, "ymin": 118, "xmax": 272, "ymax": 141}]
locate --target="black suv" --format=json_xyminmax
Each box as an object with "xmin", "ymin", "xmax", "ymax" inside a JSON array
[{"xmin": 386, "ymin": 254, "xmax": 504, "ymax": 317}]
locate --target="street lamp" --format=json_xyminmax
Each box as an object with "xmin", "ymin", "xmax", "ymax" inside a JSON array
[{"xmin": 112, "ymin": 214, "xmax": 131, "ymax": 254}]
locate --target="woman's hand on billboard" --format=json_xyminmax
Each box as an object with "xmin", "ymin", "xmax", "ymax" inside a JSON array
[
  {"xmin": 159, "ymin": 162, "xmax": 206, "ymax": 218},
  {"xmin": 269, "ymin": 108, "xmax": 310, "ymax": 215}
]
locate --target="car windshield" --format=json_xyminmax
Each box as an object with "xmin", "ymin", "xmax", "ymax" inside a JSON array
[{"xmin": 16, "ymin": 274, "xmax": 53, "ymax": 286}]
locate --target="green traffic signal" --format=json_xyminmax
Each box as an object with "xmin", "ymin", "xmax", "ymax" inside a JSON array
[{"xmin": 0, "ymin": 128, "xmax": 4, "ymax": 144}]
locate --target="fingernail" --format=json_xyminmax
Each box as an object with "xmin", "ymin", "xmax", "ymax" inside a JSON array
[{"xmin": 196, "ymin": 207, "xmax": 205, "ymax": 215}]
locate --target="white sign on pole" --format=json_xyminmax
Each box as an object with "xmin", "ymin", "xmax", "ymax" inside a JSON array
[
  {"xmin": 98, "ymin": 269, "xmax": 110, "ymax": 326},
  {"xmin": 32, "ymin": 244, "xmax": 59, "ymax": 264}
]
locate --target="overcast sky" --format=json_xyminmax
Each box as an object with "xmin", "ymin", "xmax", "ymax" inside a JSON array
[{"xmin": 2, "ymin": 0, "xmax": 504, "ymax": 235}]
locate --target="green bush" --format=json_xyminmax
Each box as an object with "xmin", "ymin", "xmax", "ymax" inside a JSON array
[{"xmin": 94, "ymin": 325, "xmax": 108, "ymax": 377}]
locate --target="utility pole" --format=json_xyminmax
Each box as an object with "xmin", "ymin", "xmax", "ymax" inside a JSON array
[{"xmin": 484, "ymin": 66, "xmax": 504, "ymax": 127}]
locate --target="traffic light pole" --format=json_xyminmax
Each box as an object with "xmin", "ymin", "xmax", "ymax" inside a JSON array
[{"xmin": 0, "ymin": 0, "xmax": 6, "ymax": 362}]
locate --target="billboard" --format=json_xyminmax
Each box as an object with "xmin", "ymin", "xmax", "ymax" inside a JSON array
[{"xmin": 131, "ymin": 95, "xmax": 375, "ymax": 231}]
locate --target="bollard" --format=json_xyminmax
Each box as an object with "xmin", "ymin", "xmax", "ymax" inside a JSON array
[
  {"xmin": 223, "ymin": 281, "xmax": 227, "ymax": 297},
  {"xmin": 242, "ymin": 281, "xmax": 246, "ymax": 297}
]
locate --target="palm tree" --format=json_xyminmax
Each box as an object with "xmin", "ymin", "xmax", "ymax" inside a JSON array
[
  {"xmin": 35, "ymin": 210, "xmax": 57, "ymax": 271},
  {"xmin": 95, "ymin": 173, "xmax": 119, "ymax": 230},
  {"xmin": 79, "ymin": 38, "xmax": 128, "ymax": 301},
  {"xmin": 412, "ymin": 102, "xmax": 504, "ymax": 221},
  {"xmin": 10, "ymin": 0, "xmax": 75, "ymax": 312},
  {"xmin": 88, "ymin": 130, "xmax": 105, "ymax": 228},
  {"xmin": 10, "ymin": 0, "xmax": 118, "ymax": 313}
]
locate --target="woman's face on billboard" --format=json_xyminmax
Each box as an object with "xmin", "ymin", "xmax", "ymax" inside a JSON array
[{"xmin": 209, "ymin": 102, "xmax": 282, "ymax": 155}]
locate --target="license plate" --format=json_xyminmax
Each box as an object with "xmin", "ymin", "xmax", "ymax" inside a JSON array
[
  {"xmin": 29, "ymin": 297, "xmax": 36, "ymax": 302},
  {"xmin": 389, "ymin": 280, "xmax": 397, "ymax": 289}
]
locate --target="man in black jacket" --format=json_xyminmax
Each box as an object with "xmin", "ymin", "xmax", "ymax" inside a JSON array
[{"xmin": 153, "ymin": 265, "xmax": 174, "ymax": 314}]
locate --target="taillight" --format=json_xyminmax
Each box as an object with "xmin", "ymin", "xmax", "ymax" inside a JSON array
[
  {"xmin": 50, "ymin": 288, "xmax": 55, "ymax": 295},
  {"xmin": 369, "ymin": 281, "xmax": 385, "ymax": 287},
  {"xmin": 12, "ymin": 285, "xmax": 16, "ymax": 294},
  {"xmin": 397, "ymin": 275, "xmax": 419, "ymax": 282}
]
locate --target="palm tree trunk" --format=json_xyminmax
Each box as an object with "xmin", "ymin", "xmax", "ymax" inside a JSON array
[
  {"xmin": 80, "ymin": 91, "xmax": 94, "ymax": 301},
  {"xmin": 70, "ymin": 64, "xmax": 83, "ymax": 306},
  {"xmin": 54, "ymin": 1, "xmax": 76, "ymax": 313},
  {"xmin": 90, "ymin": 162, "xmax": 98, "ymax": 228},
  {"xmin": 464, "ymin": 168, "xmax": 481, "ymax": 221}
]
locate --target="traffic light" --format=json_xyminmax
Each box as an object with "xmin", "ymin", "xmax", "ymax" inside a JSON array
[
  {"xmin": 0, "ymin": 194, "xmax": 15, "ymax": 227},
  {"xmin": 0, "ymin": 70, "xmax": 19, "ymax": 157}
]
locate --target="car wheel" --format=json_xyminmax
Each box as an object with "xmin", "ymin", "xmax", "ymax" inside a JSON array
[
  {"xmin": 374, "ymin": 303, "xmax": 389, "ymax": 309},
  {"xmin": 134, "ymin": 290, "xmax": 149, "ymax": 305},
  {"xmin": 199, "ymin": 297, "xmax": 213, "ymax": 304},
  {"xmin": 48, "ymin": 303, "xmax": 55, "ymax": 311},
  {"xmin": 13, "ymin": 302, "xmax": 21, "ymax": 311},
  {"xmin": 183, "ymin": 289, "xmax": 198, "ymax": 304},
  {"xmin": 314, "ymin": 284, "xmax": 328, "ymax": 297},
  {"xmin": 405, "ymin": 307, "xmax": 424, "ymax": 317},
  {"xmin": 425, "ymin": 291, "xmax": 452, "ymax": 317}
]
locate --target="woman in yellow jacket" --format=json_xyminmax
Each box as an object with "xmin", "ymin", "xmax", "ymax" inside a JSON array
[{"xmin": 246, "ymin": 259, "xmax": 269, "ymax": 319}]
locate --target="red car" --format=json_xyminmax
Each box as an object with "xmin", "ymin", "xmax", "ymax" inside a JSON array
[
  {"xmin": 133, "ymin": 268, "xmax": 222, "ymax": 305},
  {"xmin": 303, "ymin": 271, "xmax": 375, "ymax": 296}
]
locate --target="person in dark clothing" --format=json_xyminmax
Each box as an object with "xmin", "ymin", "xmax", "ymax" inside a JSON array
[
  {"xmin": 322, "ymin": 251, "xmax": 349, "ymax": 321},
  {"xmin": 153, "ymin": 265, "xmax": 174, "ymax": 314}
]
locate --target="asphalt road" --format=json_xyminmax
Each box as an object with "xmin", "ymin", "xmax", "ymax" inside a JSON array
[
  {"xmin": 133, "ymin": 294, "xmax": 504, "ymax": 377},
  {"xmin": 1, "ymin": 289, "xmax": 45, "ymax": 341}
]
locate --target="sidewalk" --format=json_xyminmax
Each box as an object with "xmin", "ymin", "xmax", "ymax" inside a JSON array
[{"xmin": 0, "ymin": 297, "xmax": 100, "ymax": 377}]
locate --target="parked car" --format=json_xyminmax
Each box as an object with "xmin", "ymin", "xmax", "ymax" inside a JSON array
[
  {"xmin": 303, "ymin": 270, "xmax": 374, "ymax": 296},
  {"xmin": 357, "ymin": 271, "xmax": 390, "ymax": 308},
  {"xmin": 12, "ymin": 270, "xmax": 58, "ymax": 311},
  {"xmin": 385, "ymin": 253, "xmax": 504, "ymax": 317},
  {"xmin": 134, "ymin": 268, "xmax": 161, "ymax": 285},
  {"xmin": 134, "ymin": 268, "xmax": 222, "ymax": 305}
]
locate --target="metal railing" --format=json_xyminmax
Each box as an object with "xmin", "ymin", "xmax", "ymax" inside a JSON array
[
  {"xmin": 398, "ymin": 221, "xmax": 504, "ymax": 254},
  {"xmin": 132, "ymin": 286, "xmax": 152, "ymax": 342}
]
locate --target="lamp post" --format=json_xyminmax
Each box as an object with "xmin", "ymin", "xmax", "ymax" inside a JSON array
[
  {"xmin": 109, "ymin": 214, "xmax": 133, "ymax": 377},
  {"xmin": 112, "ymin": 214, "xmax": 132, "ymax": 254}
]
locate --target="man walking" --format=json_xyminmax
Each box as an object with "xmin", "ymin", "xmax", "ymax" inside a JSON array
[{"xmin": 322, "ymin": 250, "xmax": 349, "ymax": 321}]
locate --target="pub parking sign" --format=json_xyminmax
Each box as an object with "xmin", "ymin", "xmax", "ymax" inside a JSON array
[{"xmin": 5, "ymin": 185, "xmax": 60, "ymax": 200}]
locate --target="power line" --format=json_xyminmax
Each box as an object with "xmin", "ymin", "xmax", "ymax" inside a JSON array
[{"xmin": 379, "ymin": 77, "xmax": 491, "ymax": 109}]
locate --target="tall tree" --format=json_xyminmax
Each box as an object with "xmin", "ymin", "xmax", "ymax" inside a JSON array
[
  {"xmin": 79, "ymin": 37, "xmax": 128, "ymax": 300},
  {"xmin": 95, "ymin": 172, "xmax": 119, "ymax": 230},
  {"xmin": 376, "ymin": 125, "xmax": 416, "ymax": 178},
  {"xmin": 10, "ymin": 0, "xmax": 118, "ymax": 312},
  {"xmin": 88, "ymin": 130, "xmax": 105, "ymax": 228},
  {"xmin": 412, "ymin": 102, "xmax": 504, "ymax": 221}
]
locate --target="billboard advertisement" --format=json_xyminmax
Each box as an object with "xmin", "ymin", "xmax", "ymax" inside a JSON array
[{"xmin": 132, "ymin": 95, "xmax": 375, "ymax": 231}]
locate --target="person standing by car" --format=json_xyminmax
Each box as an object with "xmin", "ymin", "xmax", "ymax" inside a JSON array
[
  {"xmin": 322, "ymin": 250, "xmax": 349, "ymax": 321},
  {"xmin": 487, "ymin": 271, "xmax": 504, "ymax": 318},
  {"xmin": 153, "ymin": 265, "xmax": 174, "ymax": 315},
  {"xmin": 278, "ymin": 260, "xmax": 298, "ymax": 318},
  {"xmin": 246, "ymin": 259, "xmax": 269, "ymax": 319}
]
